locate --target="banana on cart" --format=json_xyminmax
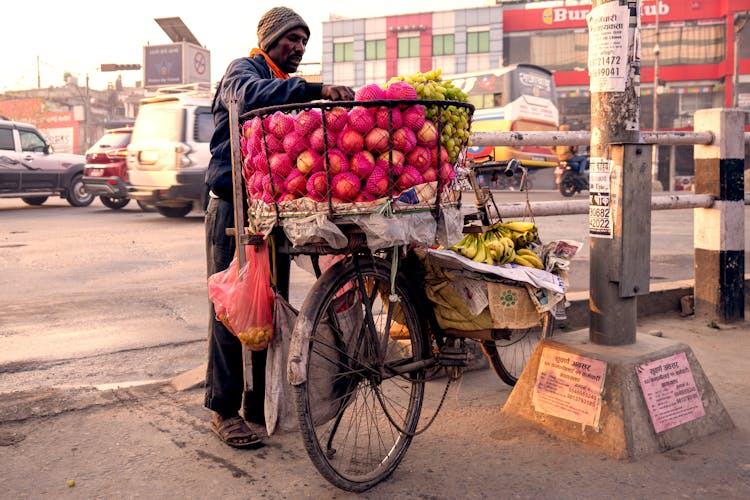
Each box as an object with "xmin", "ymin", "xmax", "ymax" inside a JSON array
[{"xmin": 448, "ymin": 220, "xmax": 544, "ymax": 269}]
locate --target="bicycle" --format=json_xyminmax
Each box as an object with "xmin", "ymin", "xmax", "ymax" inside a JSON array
[{"xmin": 231, "ymin": 100, "xmax": 559, "ymax": 492}]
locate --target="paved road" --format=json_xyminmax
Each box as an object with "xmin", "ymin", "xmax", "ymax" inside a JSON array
[{"xmin": 0, "ymin": 192, "xmax": 747, "ymax": 393}]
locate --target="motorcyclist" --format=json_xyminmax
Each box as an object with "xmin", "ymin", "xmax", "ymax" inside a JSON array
[{"xmin": 553, "ymin": 124, "xmax": 588, "ymax": 175}]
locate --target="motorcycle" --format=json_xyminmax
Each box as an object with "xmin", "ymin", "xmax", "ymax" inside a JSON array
[{"xmin": 554, "ymin": 155, "xmax": 589, "ymax": 197}]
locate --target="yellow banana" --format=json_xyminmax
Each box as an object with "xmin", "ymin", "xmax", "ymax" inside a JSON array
[
  {"xmin": 503, "ymin": 244, "xmax": 516, "ymax": 264},
  {"xmin": 488, "ymin": 247, "xmax": 498, "ymax": 262},
  {"xmin": 488, "ymin": 239, "xmax": 508, "ymax": 265},
  {"xmin": 449, "ymin": 233, "xmax": 470, "ymax": 253},
  {"xmin": 504, "ymin": 221, "xmax": 537, "ymax": 233},
  {"xmin": 513, "ymin": 255, "xmax": 536, "ymax": 268},
  {"xmin": 515, "ymin": 251, "xmax": 543, "ymax": 269},
  {"xmin": 483, "ymin": 250, "xmax": 495, "ymax": 266},
  {"xmin": 521, "ymin": 253, "xmax": 544, "ymax": 269},
  {"xmin": 461, "ymin": 234, "xmax": 479, "ymax": 259},
  {"xmin": 472, "ymin": 234, "xmax": 488, "ymax": 263},
  {"xmin": 522, "ymin": 230, "xmax": 538, "ymax": 246}
]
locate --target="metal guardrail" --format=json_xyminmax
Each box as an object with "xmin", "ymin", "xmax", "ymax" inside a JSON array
[
  {"xmin": 470, "ymin": 128, "xmax": 749, "ymax": 218},
  {"xmin": 489, "ymin": 194, "xmax": 720, "ymax": 219},
  {"xmin": 470, "ymin": 130, "xmax": 716, "ymax": 147}
]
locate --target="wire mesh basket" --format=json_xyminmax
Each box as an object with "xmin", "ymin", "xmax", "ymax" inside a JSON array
[{"xmin": 237, "ymin": 99, "xmax": 474, "ymax": 234}]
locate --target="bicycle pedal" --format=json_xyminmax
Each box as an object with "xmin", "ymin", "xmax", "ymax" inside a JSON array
[{"xmin": 439, "ymin": 344, "xmax": 469, "ymax": 367}]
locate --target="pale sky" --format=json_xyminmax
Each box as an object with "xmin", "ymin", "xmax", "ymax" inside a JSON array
[{"xmin": 3, "ymin": 0, "xmax": 494, "ymax": 93}]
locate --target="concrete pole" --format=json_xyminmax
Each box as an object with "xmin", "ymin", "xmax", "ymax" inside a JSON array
[
  {"xmin": 652, "ymin": 0, "xmax": 660, "ymax": 188},
  {"xmin": 588, "ymin": 0, "xmax": 641, "ymax": 345},
  {"xmin": 733, "ymin": 13, "xmax": 749, "ymax": 109},
  {"xmin": 84, "ymin": 74, "xmax": 90, "ymax": 151}
]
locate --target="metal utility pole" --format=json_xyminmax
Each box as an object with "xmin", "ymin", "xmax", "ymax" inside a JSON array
[
  {"xmin": 84, "ymin": 74, "xmax": 90, "ymax": 150},
  {"xmin": 733, "ymin": 12, "xmax": 750, "ymax": 108},
  {"xmin": 588, "ymin": 0, "xmax": 645, "ymax": 345},
  {"xmin": 651, "ymin": 0, "xmax": 660, "ymax": 187}
]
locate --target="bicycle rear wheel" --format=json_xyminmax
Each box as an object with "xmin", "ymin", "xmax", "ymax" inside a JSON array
[
  {"xmin": 481, "ymin": 312, "xmax": 555, "ymax": 386},
  {"xmin": 294, "ymin": 254, "xmax": 429, "ymax": 492}
]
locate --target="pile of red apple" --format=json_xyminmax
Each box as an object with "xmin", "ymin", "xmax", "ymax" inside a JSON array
[{"xmin": 240, "ymin": 81, "xmax": 456, "ymax": 205}]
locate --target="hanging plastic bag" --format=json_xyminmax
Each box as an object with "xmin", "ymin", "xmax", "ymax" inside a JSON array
[{"xmin": 207, "ymin": 242, "xmax": 274, "ymax": 351}]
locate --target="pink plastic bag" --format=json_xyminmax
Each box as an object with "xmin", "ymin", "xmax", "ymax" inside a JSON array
[{"xmin": 207, "ymin": 242, "xmax": 274, "ymax": 351}]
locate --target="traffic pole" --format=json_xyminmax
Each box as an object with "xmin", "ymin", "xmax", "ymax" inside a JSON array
[
  {"xmin": 504, "ymin": 1, "xmax": 735, "ymax": 454},
  {"xmin": 587, "ymin": 0, "xmax": 643, "ymax": 345}
]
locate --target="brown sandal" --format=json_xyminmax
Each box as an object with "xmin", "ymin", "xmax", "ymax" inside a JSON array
[{"xmin": 211, "ymin": 415, "xmax": 262, "ymax": 449}]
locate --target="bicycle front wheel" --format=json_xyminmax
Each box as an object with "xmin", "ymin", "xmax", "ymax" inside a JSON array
[
  {"xmin": 294, "ymin": 254, "xmax": 429, "ymax": 492},
  {"xmin": 481, "ymin": 312, "xmax": 555, "ymax": 386}
]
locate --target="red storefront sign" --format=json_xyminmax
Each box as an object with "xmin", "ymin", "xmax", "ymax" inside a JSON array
[{"xmin": 503, "ymin": 0, "xmax": 722, "ymax": 32}]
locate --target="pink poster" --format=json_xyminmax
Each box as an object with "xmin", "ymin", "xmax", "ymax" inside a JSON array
[
  {"xmin": 636, "ymin": 352, "xmax": 705, "ymax": 433},
  {"xmin": 532, "ymin": 348, "xmax": 607, "ymax": 428}
]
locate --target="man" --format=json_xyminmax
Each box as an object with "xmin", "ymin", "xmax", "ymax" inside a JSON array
[
  {"xmin": 553, "ymin": 123, "xmax": 588, "ymax": 175},
  {"xmin": 204, "ymin": 6, "xmax": 354, "ymax": 448}
]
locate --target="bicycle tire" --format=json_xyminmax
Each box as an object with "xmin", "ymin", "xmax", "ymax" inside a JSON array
[
  {"xmin": 481, "ymin": 312, "xmax": 555, "ymax": 386},
  {"xmin": 294, "ymin": 254, "xmax": 429, "ymax": 492}
]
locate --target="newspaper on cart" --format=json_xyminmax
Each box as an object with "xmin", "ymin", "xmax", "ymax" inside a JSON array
[{"xmin": 421, "ymin": 241, "xmax": 581, "ymax": 327}]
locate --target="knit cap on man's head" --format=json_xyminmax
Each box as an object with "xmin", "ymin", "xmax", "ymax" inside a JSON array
[{"xmin": 257, "ymin": 7, "xmax": 310, "ymax": 52}]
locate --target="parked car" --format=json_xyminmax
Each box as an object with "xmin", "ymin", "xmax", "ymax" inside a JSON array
[
  {"xmin": 127, "ymin": 83, "xmax": 214, "ymax": 218},
  {"xmin": 0, "ymin": 117, "xmax": 93, "ymax": 207},
  {"xmin": 83, "ymin": 127, "xmax": 137, "ymax": 209}
]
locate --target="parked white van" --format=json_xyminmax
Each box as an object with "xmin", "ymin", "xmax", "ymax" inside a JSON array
[{"xmin": 127, "ymin": 83, "xmax": 215, "ymax": 217}]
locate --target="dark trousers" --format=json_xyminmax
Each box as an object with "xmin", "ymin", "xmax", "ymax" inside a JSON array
[{"xmin": 204, "ymin": 197, "xmax": 290, "ymax": 421}]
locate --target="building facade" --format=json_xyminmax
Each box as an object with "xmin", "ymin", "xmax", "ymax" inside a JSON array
[
  {"xmin": 321, "ymin": 6, "xmax": 504, "ymax": 87},
  {"xmin": 323, "ymin": 0, "xmax": 750, "ymax": 188}
]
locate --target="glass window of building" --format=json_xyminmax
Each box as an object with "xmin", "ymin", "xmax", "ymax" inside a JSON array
[
  {"xmin": 433, "ymin": 34, "xmax": 455, "ymax": 56},
  {"xmin": 467, "ymin": 31, "xmax": 489, "ymax": 54},
  {"xmin": 334, "ymin": 41, "xmax": 354, "ymax": 62},
  {"xmin": 365, "ymin": 39, "xmax": 386, "ymax": 60},
  {"xmin": 398, "ymin": 36, "xmax": 420, "ymax": 58},
  {"xmin": 503, "ymin": 33, "xmax": 531, "ymax": 66}
]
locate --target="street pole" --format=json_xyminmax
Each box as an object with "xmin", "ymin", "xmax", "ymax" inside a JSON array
[
  {"xmin": 588, "ymin": 0, "xmax": 642, "ymax": 345},
  {"xmin": 651, "ymin": 0, "xmax": 660, "ymax": 188},
  {"xmin": 734, "ymin": 13, "xmax": 749, "ymax": 109},
  {"xmin": 84, "ymin": 74, "xmax": 90, "ymax": 150}
]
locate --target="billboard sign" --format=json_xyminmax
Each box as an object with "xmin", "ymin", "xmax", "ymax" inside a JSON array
[
  {"xmin": 144, "ymin": 44, "xmax": 183, "ymax": 87},
  {"xmin": 143, "ymin": 42, "xmax": 210, "ymax": 89}
]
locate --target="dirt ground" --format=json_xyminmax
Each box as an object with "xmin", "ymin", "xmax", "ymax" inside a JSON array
[{"xmin": 1, "ymin": 309, "xmax": 749, "ymax": 499}]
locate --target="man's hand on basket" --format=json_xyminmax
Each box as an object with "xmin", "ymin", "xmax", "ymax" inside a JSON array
[{"xmin": 322, "ymin": 84, "xmax": 355, "ymax": 101}]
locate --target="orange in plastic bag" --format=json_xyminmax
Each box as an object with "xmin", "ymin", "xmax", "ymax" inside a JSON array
[{"xmin": 207, "ymin": 242, "xmax": 274, "ymax": 351}]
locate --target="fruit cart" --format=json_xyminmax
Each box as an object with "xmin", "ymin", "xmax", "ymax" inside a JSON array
[{"xmin": 222, "ymin": 82, "xmax": 572, "ymax": 492}]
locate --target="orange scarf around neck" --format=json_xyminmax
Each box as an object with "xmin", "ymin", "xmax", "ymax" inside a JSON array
[{"xmin": 250, "ymin": 48, "xmax": 290, "ymax": 79}]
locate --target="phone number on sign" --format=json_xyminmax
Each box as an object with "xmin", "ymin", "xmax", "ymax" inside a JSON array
[{"xmin": 590, "ymin": 65, "xmax": 621, "ymax": 77}]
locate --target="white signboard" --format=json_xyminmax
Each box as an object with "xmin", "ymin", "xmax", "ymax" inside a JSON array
[
  {"xmin": 587, "ymin": 2, "xmax": 630, "ymax": 93},
  {"xmin": 532, "ymin": 347, "xmax": 607, "ymax": 428},
  {"xmin": 41, "ymin": 126, "xmax": 75, "ymax": 154},
  {"xmin": 588, "ymin": 157, "xmax": 613, "ymax": 238},
  {"xmin": 636, "ymin": 352, "xmax": 705, "ymax": 433}
]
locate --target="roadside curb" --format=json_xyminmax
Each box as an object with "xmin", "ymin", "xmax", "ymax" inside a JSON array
[
  {"xmin": 0, "ymin": 382, "xmax": 171, "ymax": 424},
  {"xmin": 560, "ymin": 276, "xmax": 750, "ymax": 331},
  {"xmin": 169, "ymin": 364, "xmax": 207, "ymax": 392},
  {"xmin": 0, "ymin": 367, "xmax": 206, "ymax": 425}
]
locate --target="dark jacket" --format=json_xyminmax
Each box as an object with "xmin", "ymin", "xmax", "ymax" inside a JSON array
[{"xmin": 206, "ymin": 54, "xmax": 324, "ymax": 202}]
